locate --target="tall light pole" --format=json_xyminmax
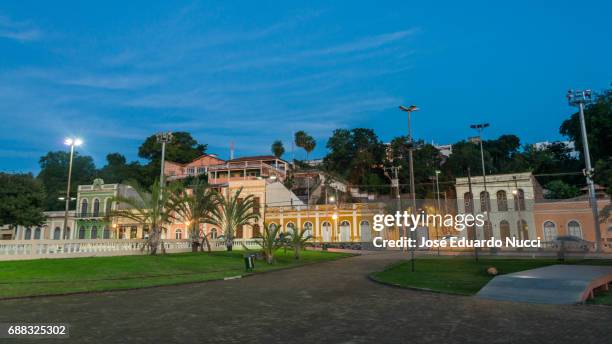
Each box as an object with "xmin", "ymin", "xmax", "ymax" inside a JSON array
[
  {"xmin": 435, "ymin": 170, "xmax": 441, "ymax": 255},
  {"xmin": 63, "ymin": 137, "xmax": 82, "ymax": 239},
  {"xmin": 567, "ymin": 89, "xmax": 602, "ymax": 252},
  {"xmin": 470, "ymin": 123, "xmax": 491, "ymax": 238},
  {"xmin": 399, "ymin": 104, "xmax": 418, "ymax": 272},
  {"xmin": 384, "ymin": 166, "xmax": 402, "ymax": 245},
  {"xmin": 156, "ymin": 132, "xmax": 173, "ymax": 187}
]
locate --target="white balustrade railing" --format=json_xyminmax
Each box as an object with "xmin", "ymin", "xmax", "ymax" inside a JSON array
[
  {"xmin": 0, "ymin": 238, "xmax": 263, "ymax": 261},
  {"xmin": 0, "ymin": 239, "xmax": 192, "ymax": 261}
]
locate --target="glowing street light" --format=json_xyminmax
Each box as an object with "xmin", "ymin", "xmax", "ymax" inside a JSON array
[{"xmin": 62, "ymin": 137, "xmax": 83, "ymax": 239}]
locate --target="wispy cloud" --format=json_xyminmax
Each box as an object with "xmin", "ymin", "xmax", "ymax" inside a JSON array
[
  {"xmin": 0, "ymin": 15, "xmax": 41, "ymax": 42},
  {"xmin": 62, "ymin": 74, "xmax": 163, "ymax": 90}
]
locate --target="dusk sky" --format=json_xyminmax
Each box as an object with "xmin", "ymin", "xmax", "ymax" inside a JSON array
[{"xmin": 1, "ymin": 0, "xmax": 610, "ymax": 172}]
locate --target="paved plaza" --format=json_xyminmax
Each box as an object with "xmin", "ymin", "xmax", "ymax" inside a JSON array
[{"xmin": 1, "ymin": 252, "xmax": 610, "ymax": 343}]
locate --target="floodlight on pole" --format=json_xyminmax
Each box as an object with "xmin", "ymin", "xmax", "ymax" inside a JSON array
[
  {"xmin": 567, "ymin": 89, "xmax": 602, "ymax": 252},
  {"xmin": 399, "ymin": 104, "xmax": 419, "ymax": 272},
  {"xmin": 62, "ymin": 137, "xmax": 83, "ymax": 239}
]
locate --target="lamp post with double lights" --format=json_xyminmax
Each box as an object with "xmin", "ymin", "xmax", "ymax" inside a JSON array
[
  {"xmin": 470, "ymin": 123, "xmax": 492, "ymax": 239},
  {"xmin": 567, "ymin": 89, "xmax": 602, "ymax": 252},
  {"xmin": 63, "ymin": 137, "xmax": 82, "ymax": 239},
  {"xmin": 399, "ymin": 104, "xmax": 418, "ymax": 272}
]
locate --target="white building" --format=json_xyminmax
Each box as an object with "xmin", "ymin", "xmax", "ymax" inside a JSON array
[
  {"xmin": 11, "ymin": 211, "xmax": 76, "ymax": 240},
  {"xmin": 455, "ymin": 172, "xmax": 543, "ymax": 242}
]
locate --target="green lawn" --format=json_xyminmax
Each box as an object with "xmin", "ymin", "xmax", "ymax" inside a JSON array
[
  {"xmin": 0, "ymin": 250, "xmax": 352, "ymax": 299},
  {"xmin": 371, "ymin": 257, "xmax": 612, "ymax": 305}
]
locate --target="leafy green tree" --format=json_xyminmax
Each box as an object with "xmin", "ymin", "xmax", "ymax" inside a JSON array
[
  {"xmin": 324, "ymin": 128, "xmax": 386, "ymax": 188},
  {"xmin": 209, "ymin": 187, "xmax": 260, "ymax": 251},
  {"xmin": 37, "ymin": 151, "xmax": 96, "ymax": 211},
  {"xmin": 0, "ymin": 173, "xmax": 46, "ymax": 232},
  {"xmin": 255, "ymin": 223, "xmax": 283, "ymax": 264},
  {"xmin": 284, "ymin": 226, "xmax": 312, "ymax": 260},
  {"xmin": 138, "ymin": 132, "xmax": 207, "ymax": 186},
  {"xmin": 98, "ymin": 153, "xmax": 147, "ymax": 186},
  {"xmin": 169, "ymin": 181, "xmax": 219, "ymax": 252},
  {"xmin": 109, "ymin": 181, "xmax": 178, "ymax": 255},
  {"xmin": 271, "ymin": 140, "xmax": 285, "ymax": 158},
  {"xmin": 544, "ymin": 180, "xmax": 581, "ymax": 199}
]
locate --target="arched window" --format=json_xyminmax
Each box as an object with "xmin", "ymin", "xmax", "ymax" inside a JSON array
[
  {"xmin": 513, "ymin": 189, "xmax": 525, "ymax": 211},
  {"xmin": 321, "ymin": 221, "xmax": 332, "ymax": 242},
  {"xmin": 34, "ymin": 227, "xmax": 41, "ymax": 240},
  {"xmin": 64, "ymin": 227, "xmax": 70, "ymax": 239},
  {"xmin": 53, "ymin": 227, "xmax": 61, "ymax": 240},
  {"xmin": 567, "ymin": 220, "xmax": 582, "ymax": 239},
  {"xmin": 130, "ymin": 226, "xmax": 137, "ymax": 239},
  {"xmin": 79, "ymin": 227, "xmax": 86, "ymax": 239},
  {"xmin": 175, "ymin": 229, "xmax": 183, "ymax": 239},
  {"xmin": 252, "ymin": 224, "xmax": 261, "ymax": 237},
  {"xmin": 103, "ymin": 226, "xmax": 110, "ymax": 239},
  {"xmin": 235, "ymin": 225, "xmax": 243, "ymax": 238},
  {"xmin": 483, "ymin": 220, "xmax": 493, "ymax": 239},
  {"xmin": 24, "ymin": 227, "xmax": 31, "ymax": 240},
  {"xmin": 339, "ymin": 221, "xmax": 351, "ymax": 242},
  {"xmin": 92, "ymin": 199, "xmax": 100, "ymax": 217},
  {"xmin": 91, "ymin": 226, "xmax": 98, "ymax": 239},
  {"xmin": 518, "ymin": 219, "xmax": 529, "ymax": 240},
  {"xmin": 211, "ymin": 228, "xmax": 218, "ymax": 239},
  {"xmin": 543, "ymin": 221, "xmax": 557, "ymax": 241},
  {"xmin": 463, "ymin": 192, "xmax": 473, "ymax": 213},
  {"xmin": 142, "ymin": 225, "xmax": 149, "ymax": 239},
  {"xmin": 303, "ymin": 222, "xmax": 313, "ymax": 239},
  {"xmin": 479, "ymin": 191, "xmax": 490, "ymax": 213},
  {"xmin": 496, "ymin": 190, "xmax": 508, "ymax": 211},
  {"xmin": 80, "ymin": 199, "xmax": 88, "ymax": 215},
  {"xmin": 268, "ymin": 223, "xmax": 278, "ymax": 231},
  {"xmin": 285, "ymin": 222, "xmax": 295, "ymax": 235},
  {"xmin": 360, "ymin": 221, "xmax": 371, "ymax": 242},
  {"xmin": 119, "ymin": 227, "xmax": 126, "ymax": 239},
  {"xmin": 105, "ymin": 198, "xmax": 112, "ymax": 215},
  {"xmin": 500, "ymin": 220, "xmax": 510, "ymax": 240}
]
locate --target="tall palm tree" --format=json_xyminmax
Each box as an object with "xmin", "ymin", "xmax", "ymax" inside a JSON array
[
  {"xmin": 303, "ymin": 136, "xmax": 316, "ymax": 162},
  {"xmin": 255, "ymin": 223, "xmax": 283, "ymax": 264},
  {"xmin": 108, "ymin": 181, "xmax": 178, "ymax": 255},
  {"xmin": 285, "ymin": 226, "xmax": 312, "ymax": 260},
  {"xmin": 169, "ymin": 180, "xmax": 219, "ymax": 252},
  {"xmin": 271, "ymin": 140, "xmax": 285, "ymax": 158},
  {"xmin": 209, "ymin": 187, "xmax": 260, "ymax": 251}
]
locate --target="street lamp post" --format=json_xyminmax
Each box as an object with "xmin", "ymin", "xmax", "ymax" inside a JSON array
[
  {"xmin": 470, "ymin": 123, "xmax": 492, "ymax": 233},
  {"xmin": 567, "ymin": 89, "xmax": 602, "ymax": 252},
  {"xmin": 435, "ymin": 170, "xmax": 441, "ymax": 256},
  {"xmin": 156, "ymin": 132, "xmax": 173, "ymax": 187},
  {"xmin": 63, "ymin": 137, "xmax": 82, "ymax": 239},
  {"xmin": 399, "ymin": 104, "xmax": 418, "ymax": 272}
]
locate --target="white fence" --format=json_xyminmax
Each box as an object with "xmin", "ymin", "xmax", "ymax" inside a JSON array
[{"xmin": 0, "ymin": 238, "xmax": 262, "ymax": 261}]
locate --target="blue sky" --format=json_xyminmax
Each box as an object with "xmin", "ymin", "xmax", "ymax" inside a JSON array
[{"xmin": 1, "ymin": 1, "xmax": 611, "ymax": 172}]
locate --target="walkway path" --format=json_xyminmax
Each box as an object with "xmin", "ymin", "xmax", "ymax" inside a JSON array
[{"xmin": 1, "ymin": 252, "xmax": 610, "ymax": 343}]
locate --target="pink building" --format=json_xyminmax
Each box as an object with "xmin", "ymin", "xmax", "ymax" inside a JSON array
[{"xmin": 164, "ymin": 154, "xmax": 226, "ymax": 181}]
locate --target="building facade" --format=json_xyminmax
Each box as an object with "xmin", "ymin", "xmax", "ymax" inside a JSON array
[
  {"xmin": 533, "ymin": 197, "xmax": 612, "ymax": 251},
  {"xmin": 455, "ymin": 172, "xmax": 543, "ymax": 241}
]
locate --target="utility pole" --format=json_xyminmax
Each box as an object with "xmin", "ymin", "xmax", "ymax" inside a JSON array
[
  {"xmin": 434, "ymin": 170, "xmax": 441, "ymax": 256},
  {"xmin": 156, "ymin": 132, "xmax": 173, "ymax": 187},
  {"xmin": 467, "ymin": 167, "xmax": 478, "ymax": 262},
  {"xmin": 399, "ymin": 104, "xmax": 419, "ymax": 272},
  {"xmin": 384, "ymin": 166, "xmax": 402, "ymax": 246},
  {"xmin": 567, "ymin": 89, "xmax": 602, "ymax": 252},
  {"xmin": 470, "ymin": 123, "xmax": 492, "ymax": 229}
]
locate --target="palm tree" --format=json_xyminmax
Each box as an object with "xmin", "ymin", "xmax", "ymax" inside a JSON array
[
  {"xmin": 271, "ymin": 140, "xmax": 285, "ymax": 158},
  {"xmin": 108, "ymin": 181, "xmax": 177, "ymax": 255},
  {"xmin": 285, "ymin": 226, "xmax": 312, "ymax": 260},
  {"xmin": 303, "ymin": 136, "xmax": 316, "ymax": 162},
  {"xmin": 255, "ymin": 223, "xmax": 283, "ymax": 264},
  {"xmin": 209, "ymin": 187, "xmax": 260, "ymax": 251},
  {"xmin": 169, "ymin": 180, "xmax": 219, "ymax": 252}
]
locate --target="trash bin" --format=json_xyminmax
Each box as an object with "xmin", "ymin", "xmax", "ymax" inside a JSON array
[{"xmin": 244, "ymin": 254, "xmax": 255, "ymax": 271}]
